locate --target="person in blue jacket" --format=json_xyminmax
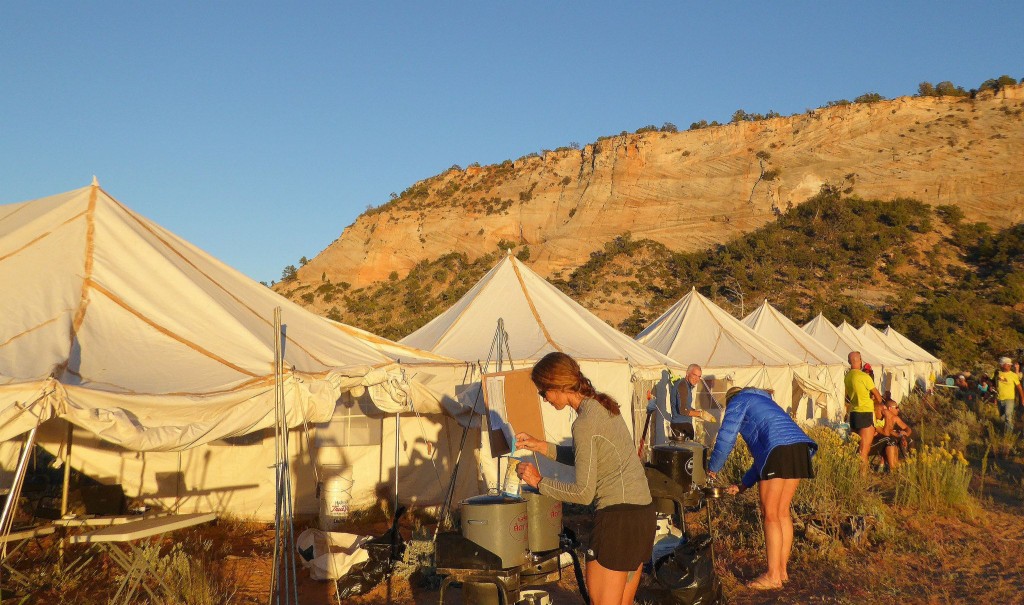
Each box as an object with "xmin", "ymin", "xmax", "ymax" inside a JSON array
[{"xmin": 706, "ymin": 387, "xmax": 817, "ymax": 590}]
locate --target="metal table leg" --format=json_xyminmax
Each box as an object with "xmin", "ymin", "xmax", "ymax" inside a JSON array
[{"xmin": 103, "ymin": 532, "xmax": 176, "ymax": 605}]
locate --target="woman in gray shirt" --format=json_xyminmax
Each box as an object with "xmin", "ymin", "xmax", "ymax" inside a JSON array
[{"xmin": 516, "ymin": 352, "xmax": 655, "ymax": 605}]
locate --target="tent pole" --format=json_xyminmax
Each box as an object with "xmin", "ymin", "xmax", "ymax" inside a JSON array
[
  {"xmin": 394, "ymin": 413, "xmax": 400, "ymax": 522},
  {"xmin": 433, "ymin": 319, "xmax": 512, "ymax": 538},
  {"xmin": 60, "ymin": 422, "xmax": 73, "ymax": 517},
  {"xmin": 57, "ymin": 422, "xmax": 74, "ymax": 567},
  {"xmin": 1, "ymin": 427, "xmax": 38, "ymax": 546}
]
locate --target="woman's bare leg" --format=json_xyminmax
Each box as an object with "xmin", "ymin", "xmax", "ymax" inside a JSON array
[
  {"xmin": 585, "ymin": 559, "xmax": 629, "ymax": 605},
  {"xmin": 778, "ymin": 478, "xmax": 800, "ymax": 583},
  {"xmin": 621, "ymin": 563, "xmax": 643, "ymax": 605},
  {"xmin": 754, "ymin": 479, "xmax": 786, "ymax": 588}
]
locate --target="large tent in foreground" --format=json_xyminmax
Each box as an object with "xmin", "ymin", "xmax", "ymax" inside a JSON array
[
  {"xmin": 802, "ymin": 314, "xmax": 913, "ymax": 401},
  {"xmin": 0, "ymin": 182, "xmax": 478, "ymax": 519},
  {"xmin": 742, "ymin": 301, "xmax": 847, "ymax": 422},
  {"xmin": 636, "ymin": 289, "xmax": 835, "ymax": 432},
  {"xmin": 401, "ymin": 253, "xmax": 683, "ymax": 483}
]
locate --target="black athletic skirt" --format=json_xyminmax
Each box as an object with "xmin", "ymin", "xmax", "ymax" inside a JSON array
[
  {"xmin": 760, "ymin": 443, "xmax": 815, "ymax": 481},
  {"xmin": 586, "ymin": 502, "xmax": 656, "ymax": 571}
]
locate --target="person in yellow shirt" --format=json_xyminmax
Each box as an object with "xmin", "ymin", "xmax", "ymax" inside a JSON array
[
  {"xmin": 996, "ymin": 356, "xmax": 1024, "ymax": 431},
  {"xmin": 845, "ymin": 351, "xmax": 883, "ymax": 470}
]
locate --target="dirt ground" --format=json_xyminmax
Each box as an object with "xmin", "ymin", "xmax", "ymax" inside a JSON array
[
  {"xmin": 9, "ymin": 473, "xmax": 1024, "ymax": 605},
  {"xmin": 230, "ymin": 499, "xmax": 1024, "ymax": 605}
]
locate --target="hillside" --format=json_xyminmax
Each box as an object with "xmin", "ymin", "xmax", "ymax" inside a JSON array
[
  {"xmin": 278, "ymin": 188, "xmax": 1024, "ymax": 370},
  {"xmin": 283, "ymin": 85, "xmax": 1024, "ymax": 292}
]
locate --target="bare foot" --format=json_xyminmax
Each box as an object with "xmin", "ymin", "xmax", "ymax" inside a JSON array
[
  {"xmin": 782, "ymin": 572, "xmax": 789, "ymax": 584},
  {"xmin": 747, "ymin": 575, "xmax": 783, "ymax": 590}
]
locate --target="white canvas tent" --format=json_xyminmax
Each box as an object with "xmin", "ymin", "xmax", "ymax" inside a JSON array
[
  {"xmin": 742, "ymin": 301, "xmax": 847, "ymax": 422},
  {"xmin": 802, "ymin": 314, "xmax": 912, "ymax": 401},
  {"xmin": 859, "ymin": 323, "xmax": 935, "ymax": 392},
  {"xmin": 0, "ymin": 182, "xmax": 475, "ymax": 520},
  {"xmin": 636, "ymin": 289, "xmax": 834, "ymax": 432},
  {"xmin": 401, "ymin": 253, "xmax": 683, "ymax": 486},
  {"xmin": 883, "ymin": 326, "xmax": 943, "ymax": 382},
  {"xmin": 835, "ymin": 322, "xmax": 915, "ymax": 399}
]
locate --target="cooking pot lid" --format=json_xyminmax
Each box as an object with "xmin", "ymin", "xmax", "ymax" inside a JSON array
[
  {"xmin": 463, "ymin": 493, "xmax": 525, "ymax": 505},
  {"xmin": 653, "ymin": 441, "xmax": 704, "ymax": 452}
]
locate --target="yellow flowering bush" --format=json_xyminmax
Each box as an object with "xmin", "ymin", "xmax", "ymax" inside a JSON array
[
  {"xmin": 794, "ymin": 426, "xmax": 884, "ymax": 535},
  {"xmin": 894, "ymin": 436, "xmax": 973, "ymax": 515}
]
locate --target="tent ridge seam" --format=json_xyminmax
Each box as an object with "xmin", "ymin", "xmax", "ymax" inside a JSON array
[
  {"xmin": 106, "ymin": 191, "xmax": 351, "ymax": 367},
  {"xmin": 510, "ymin": 259, "xmax": 562, "ymax": 353},
  {"xmin": 89, "ymin": 279, "xmax": 260, "ymax": 378}
]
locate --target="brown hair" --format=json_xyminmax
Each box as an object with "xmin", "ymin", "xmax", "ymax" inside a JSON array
[{"xmin": 531, "ymin": 352, "xmax": 620, "ymax": 415}]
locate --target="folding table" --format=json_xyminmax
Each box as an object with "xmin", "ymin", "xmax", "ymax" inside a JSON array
[
  {"xmin": 0, "ymin": 525, "xmax": 56, "ymax": 593},
  {"xmin": 68, "ymin": 512, "xmax": 216, "ymax": 604},
  {"xmin": 54, "ymin": 512, "xmax": 170, "ymax": 528}
]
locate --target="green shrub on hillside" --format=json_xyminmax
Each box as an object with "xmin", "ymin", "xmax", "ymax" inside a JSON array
[{"xmin": 290, "ymin": 184, "xmax": 1024, "ymax": 367}]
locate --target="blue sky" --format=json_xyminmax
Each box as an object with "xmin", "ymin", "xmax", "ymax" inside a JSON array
[{"xmin": 2, "ymin": 2, "xmax": 1022, "ymax": 283}]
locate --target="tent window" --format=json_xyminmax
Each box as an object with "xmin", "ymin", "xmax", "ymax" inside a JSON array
[{"xmin": 316, "ymin": 399, "xmax": 382, "ymax": 447}]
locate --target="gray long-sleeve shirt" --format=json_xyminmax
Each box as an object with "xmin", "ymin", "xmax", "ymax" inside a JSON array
[{"xmin": 538, "ymin": 398, "xmax": 653, "ymax": 509}]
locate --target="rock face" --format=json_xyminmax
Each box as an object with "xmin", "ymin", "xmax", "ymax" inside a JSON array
[{"xmin": 289, "ymin": 86, "xmax": 1024, "ymax": 291}]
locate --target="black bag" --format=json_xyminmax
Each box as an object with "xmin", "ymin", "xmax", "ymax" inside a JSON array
[
  {"xmin": 335, "ymin": 507, "xmax": 407, "ymax": 598},
  {"xmin": 652, "ymin": 534, "xmax": 725, "ymax": 604}
]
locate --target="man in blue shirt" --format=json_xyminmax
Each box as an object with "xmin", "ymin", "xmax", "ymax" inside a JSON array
[{"xmin": 670, "ymin": 364, "xmax": 704, "ymax": 440}]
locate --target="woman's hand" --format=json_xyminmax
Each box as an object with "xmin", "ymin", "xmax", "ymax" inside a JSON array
[
  {"xmin": 726, "ymin": 484, "xmax": 743, "ymax": 496},
  {"xmin": 516, "ymin": 462, "xmax": 541, "ymax": 489},
  {"xmin": 707, "ymin": 471, "xmax": 717, "ymax": 482},
  {"xmin": 515, "ymin": 432, "xmax": 548, "ymax": 456}
]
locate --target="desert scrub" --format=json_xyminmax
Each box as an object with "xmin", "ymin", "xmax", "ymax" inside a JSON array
[
  {"xmin": 142, "ymin": 537, "xmax": 241, "ymax": 605},
  {"xmin": 984, "ymin": 421, "xmax": 1019, "ymax": 458},
  {"xmin": 894, "ymin": 438, "xmax": 974, "ymax": 516},
  {"xmin": 711, "ymin": 437, "xmax": 765, "ymax": 550},
  {"xmin": 795, "ymin": 426, "xmax": 884, "ymax": 535}
]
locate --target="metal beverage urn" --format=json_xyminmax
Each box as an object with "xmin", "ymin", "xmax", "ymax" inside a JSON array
[
  {"xmin": 460, "ymin": 493, "xmax": 529, "ymax": 569},
  {"xmin": 522, "ymin": 488, "xmax": 562, "ymax": 553}
]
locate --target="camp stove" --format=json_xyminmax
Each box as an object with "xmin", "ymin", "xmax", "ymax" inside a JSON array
[
  {"xmin": 435, "ymin": 488, "xmax": 584, "ymax": 605},
  {"xmin": 645, "ymin": 438, "xmax": 708, "ymax": 520},
  {"xmin": 643, "ymin": 437, "xmax": 725, "ymax": 604}
]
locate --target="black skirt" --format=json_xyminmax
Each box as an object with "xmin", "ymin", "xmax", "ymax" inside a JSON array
[
  {"xmin": 586, "ymin": 502, "xmax": 656, "ymax": 571},
  {"xmin": 760, "ymin": 443, "xmax": 815, "ymax": 481}
]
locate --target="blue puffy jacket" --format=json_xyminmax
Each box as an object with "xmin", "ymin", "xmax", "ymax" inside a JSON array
[{"xmin": 707, "ymin": 388, "xmax": 817, "ymax": 488}]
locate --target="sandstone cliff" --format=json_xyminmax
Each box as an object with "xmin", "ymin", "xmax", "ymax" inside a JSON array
[{"xmin": 286, "ymin": 86, "xmax": 1024, "ymax": 292}]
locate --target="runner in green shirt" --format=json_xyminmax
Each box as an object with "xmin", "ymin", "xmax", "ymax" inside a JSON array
[{"xmin": 845, "ymin": 351, "xmax": 883, "ymax": 471}]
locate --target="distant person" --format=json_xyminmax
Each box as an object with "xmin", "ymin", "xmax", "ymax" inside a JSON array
[
  {"xmin": 996, "ymin": 357, "xmax": 1024, "ymax": 431},
  {"xmin": 954, "ymin": 373, "xmax": 970, "ymax": 403},
  {"xmin": 863, "ymin": 362, "xmax": 875, "ymax": 382},
  {"xmin": 707, "ymin": 387, "xmax": 817, "ymax": 590},
  {"xmin": 516, "ymin": 352, "xmax": 655, "ymax": 605},
  {"xmin": 670, "ymin": 364, "xmax": 705, "ymax": 440},
  {"xmin": 869, "ymin": 394, "xmax": 912, "ymax": 470},
  {"xmin": 977, "ymin": 376, "xmax": 994, "ymax": 404},
  {"xmin": 846, "ymin": 352, "xmax": 884, "ymax": 471}
]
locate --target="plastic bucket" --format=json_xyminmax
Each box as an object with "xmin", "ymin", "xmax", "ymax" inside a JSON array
[{"xmin": 318, "ymin": 467, "xmax": 354, "ymax": 531}]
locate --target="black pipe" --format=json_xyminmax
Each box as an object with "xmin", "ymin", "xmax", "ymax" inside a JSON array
[
  {"xmin": 560, "ymin": 527, "xmax": 590, "ymax": 605},
  {"xmin": 567, "ymin": 547, "xmax": 590, "ymax": 605}
]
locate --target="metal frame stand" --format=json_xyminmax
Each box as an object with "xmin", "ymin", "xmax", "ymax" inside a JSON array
[{"xmin": 269, "ymin": 308, "xmax": 300, "ymax": 605}]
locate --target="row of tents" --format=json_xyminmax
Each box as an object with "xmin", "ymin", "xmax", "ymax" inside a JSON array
[{"xmin": 0, "ymin": 183, "xmax": 942, "ymax": 521}]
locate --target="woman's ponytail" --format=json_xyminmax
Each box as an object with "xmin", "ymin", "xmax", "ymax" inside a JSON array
[{"xmin": 532, "ymin": 352, "xmax": 621, "ymax": 415}]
